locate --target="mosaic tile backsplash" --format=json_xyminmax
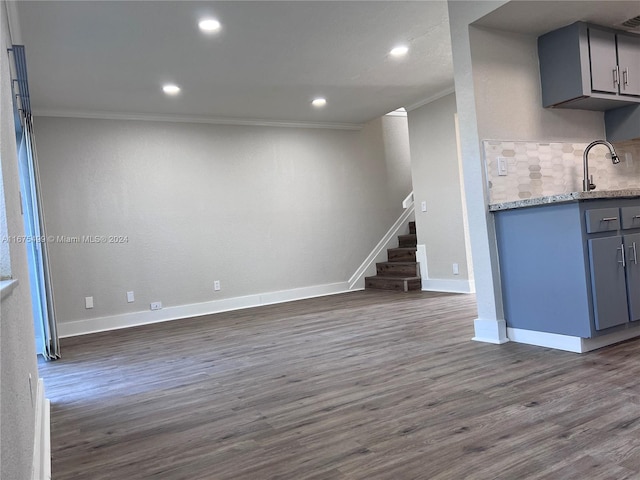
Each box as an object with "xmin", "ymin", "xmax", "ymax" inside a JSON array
[{"xmin": 484, "ymin": 139, "xmax": 640, "ymax": 204}]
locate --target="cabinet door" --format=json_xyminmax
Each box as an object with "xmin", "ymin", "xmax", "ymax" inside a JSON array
[
  {"xmin": 617, "ymin": 34, "xmax": 640, "ymax": 97},
  {"xmin": 588, "ymin": 236, "xmax": 630, "ymax": 330},
  {"xmin": 625, "ymin": 233, "xmax": 640, "ymax": 322},
  {"xmin": 589, "ymin": 28, "xmax": 619, "ymax": 94}
]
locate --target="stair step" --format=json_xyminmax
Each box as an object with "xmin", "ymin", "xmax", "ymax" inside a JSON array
[
  {"xmin": 376, "ymin": 262, "xmax": 420, "ymax": 277},
  {"xmin": 387, "ymin": 248, "xmax": 417, "ymax": 262},
  {"xmin": 398, "ymin": 234, "xmax": 417, "ymax": 248},
  {"xmin": 365, "ymin": 276, "xmax": 422, "ymax": 292},
  {"xmin": 409, "ymin": 221, "xmax": 416, "ymax": 235}
]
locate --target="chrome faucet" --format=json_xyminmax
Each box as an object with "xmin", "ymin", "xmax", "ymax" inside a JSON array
[{"xmin": 583, "ymin": 140, "xmax": 620, "ymax": 192}]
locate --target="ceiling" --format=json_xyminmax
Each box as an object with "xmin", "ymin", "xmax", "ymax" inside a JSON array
[
  {"xmin": 474, "ymin": 1, "xmax": 640, "ymax": 37},
  {"xmin": 13, "ymin": 1, "xmax": 454, "ymax": 127}
]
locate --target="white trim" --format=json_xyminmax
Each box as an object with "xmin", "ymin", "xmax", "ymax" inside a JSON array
[
  {"xmin": 33, "ymin": 110, "xmax": 363, "ymax": 131},
  {"xmin": 385, "ymin": 110, "xmax": 408, "ymax": 118},
  {"xmin": 507, "ymin": 327, "xmax": 583, "ymax": 353},
  {"xmin": 347, "ymin": 205, "xmax": 416, "ymax": 290},
  {"xmin": 32, "ymin": 379, "xmax": 51, "ymax": 480},
  {"xmin": 402, "ymin": 191, "xmax": 414, "ymax": 209},
  {"xmin": 58, "ymin": 282, "xmax": 354, "ymax": 338},
  {"xmin": 421, "ymin": 278, "xmax": 475, "ymax": 294},
  {"xmin": 405, "ymin": 86, "xmax": 455, "ymax": 112},
  {"xmin": 472, "ymin": 318, "xmax": 509, "ymax": 344},
  {"xmin": 0, "ymin": 278, "xmax": 19, "ymax": 300},
  {"xmin": 416, "ymin": 244, "xmax": 429, "ymax": 281},
  {"xmin": 581, "ymin": 328, "xmax": 640, "ymax": 352},
  {"xmin": 508, "ymin": 326, "xmax": 640, "ymax": 353}
]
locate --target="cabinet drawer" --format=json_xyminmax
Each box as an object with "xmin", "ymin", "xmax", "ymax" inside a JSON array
[
  {"xmin": 585, "ymin": 208, "xmax": 620, "ymax": 233},
  {"xmin": 621, "ymin": 206, "xmax": 640, "ymax": 230}
]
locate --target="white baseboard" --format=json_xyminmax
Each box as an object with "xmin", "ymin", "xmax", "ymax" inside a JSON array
[
  {"xmin": 421, "ymin": 278, "xmax": 475, "ymax": 294},
  {"xmin": 507, "ymin": 327, "xmax": 583, "ymax": 353},
  {"xmin": 473, "ymin": 318, "xmax": 509, "ymax": 344},
  {"xmin": 415, "ymin": 245, "xmax": 475, "ymax": 294},
  {"xmin": 58, "ymin": 282, "xmax": 355, "ymax": 338},
  {"xmin": 32, "ymin": 379, "xmax": 51, "ymax": 480},
  {"xmin": 508, "ymin": 326, "xmax": 640, "ymax": 353}
]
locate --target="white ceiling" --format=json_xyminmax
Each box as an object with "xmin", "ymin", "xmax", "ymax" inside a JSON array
[
  {"xmin": 475, "ymin": 1, "xmax": 640, "ymax": 36},
  {"xmin": 13, "ymin": 1, "xmax": 454, "ymax": 127}
]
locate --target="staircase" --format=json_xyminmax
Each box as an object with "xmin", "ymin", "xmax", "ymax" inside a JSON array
[{"xmin": 365, "ymin": 221, "xmax": 421, "ymax": 292}]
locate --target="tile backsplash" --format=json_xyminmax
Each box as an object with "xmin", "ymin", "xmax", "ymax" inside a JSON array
[{"xmin": 484, "ymin": 139, "xmax": 640, "ymax": 204}]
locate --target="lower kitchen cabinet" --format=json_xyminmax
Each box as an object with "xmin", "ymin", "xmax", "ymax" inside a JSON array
[
  {"xmin": 588, "ymin": 235, "xmax": 632, "ymax": 330},
  {"xmin": 494, "ymin": 197, "xmax": 640, "ymax": 338},
  {"xmin": 626, "ymin": 232, "xmax": 640, "ymax": 322}
]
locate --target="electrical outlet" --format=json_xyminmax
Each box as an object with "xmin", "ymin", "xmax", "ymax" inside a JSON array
[
  {"xmin": 85, "ymin": 296, "xmax": 94, "ymax": 309},
  {"xmin": 421, "ymin": 201, "xmax": 427, "ymax": 212},
  {"xmin": 453, "ymin": 263, "xmax": 459, "ymax": 275},
  {"xmin": 150, "ymin": 301, "xmax": 162, "ymax": 311},
  {"xmin": 214, "ymin": 280, "xmax": 221, "ymax": 291},
  {"xmin": 497, "ymin": 157, "xmax": 508, "ymax": 176},
  {"xmin": 127, "ymin": 291, "xmax": 135, "ymax": 303}
]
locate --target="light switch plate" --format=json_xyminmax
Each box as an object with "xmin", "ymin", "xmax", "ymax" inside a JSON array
[
  {"xmin": 498, "ymin": 157, "xmax": 508, "ymax": 176},
  {"xmin": 421, "ymin": 201, "xmax": 427, "ymax": 212},
  {"xmin": 127, "ymin": 291, "xmax": 135, "ymax": 303},
  {"xmin": 85, "ymin": 296, "xmax": 94, "ymax": 309}
]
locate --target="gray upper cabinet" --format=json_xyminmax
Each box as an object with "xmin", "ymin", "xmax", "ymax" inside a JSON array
[
  {"xmin": 589, "ymin": 28, "xmax": 618, "ymax": 94},
  {"xmin": 538, "ymin": 22, "xmax": 640, "ymax": 110},
  {"xmin": 617, "ymin": 35, "xmax": 640, "ymax": 96}
]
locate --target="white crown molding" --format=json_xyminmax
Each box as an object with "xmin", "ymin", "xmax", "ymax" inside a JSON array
[
  {"xmin": 5, "ymin": 2, "xmax": 23, "ymax": 44},
  {"xmin": 33, "ymin": 109, "xmax": 364, "ymax": 131},
  {"xmin": 385, "ymin": 110, "xmax": 407, "ymax": 118},
  {"xmin": 405, "ymin": 86, "xmax": 456, "ymax": 112}
]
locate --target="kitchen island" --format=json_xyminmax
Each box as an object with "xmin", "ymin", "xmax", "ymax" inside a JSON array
[{"xmin": 490, "ymin": 189, "xmax": 640, "ymax": 352}]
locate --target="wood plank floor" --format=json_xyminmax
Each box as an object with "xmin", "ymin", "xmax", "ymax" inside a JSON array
[{"xmin": 39, "ymin": 290, "xmax": 640, "ymax": 479}]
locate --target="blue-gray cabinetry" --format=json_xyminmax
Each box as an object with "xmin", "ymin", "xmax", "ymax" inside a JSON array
[
  {"xmin": 494, "ymin": 197, "xmax": 640, "ymax": 338},
  {"xmin": 605, "ymin": 104, "xmax": 640, "ymax": 142},
  {"xmin": 538, "ymin": 22, "xmax": 640, "ymax": 110}
]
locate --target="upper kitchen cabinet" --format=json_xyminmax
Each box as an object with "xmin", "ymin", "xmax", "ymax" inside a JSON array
[{"xmin": 538, "ymin": 22, "xmax": 640, "ymax": 110}]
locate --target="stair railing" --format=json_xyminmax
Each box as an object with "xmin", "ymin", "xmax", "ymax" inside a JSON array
[{"xmin": 348, "ymin": 191, "xmax": 415, "ymax": 290}]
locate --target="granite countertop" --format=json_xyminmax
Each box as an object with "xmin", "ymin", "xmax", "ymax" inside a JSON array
[{"xmin": 489, "ymin": 189, "xmax": 640, "ymax": 212}]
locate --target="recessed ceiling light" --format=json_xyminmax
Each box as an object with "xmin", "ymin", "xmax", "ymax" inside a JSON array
[
  {"xmin": 162, "ymin": 84, "xmax": 181, "ymax": 95},
  {"xmin": 198, "ymin": 18, "xmax": 221, "ymax": 33},
  {"xmin": 390, "ymin": 45, "xmax": 409, "ymax": 57},
  {"xmin": 312, "ymin": 98, "xmax": 327, "ymax": 108}
]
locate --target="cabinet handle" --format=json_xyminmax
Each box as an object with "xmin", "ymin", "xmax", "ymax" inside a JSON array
[
  {"xmin": 634, "ymin": 215, "xmax": 640, "ymax": 220},
  {"xmin": 601, "ymin": 217, "xmax": 618, "ymax": 222},
  {"xmin": 623, "ymin": 68, "xmax": 629, "ymax": 88},
  {"xmin": 631, "ymin": 242, "xmax": 638, "ymax": 265},
  {"xmin": 614, "ymin": 66, "xmax": 620, "ymax": 88},
  {"xmin": 619, "ymin": 244, "xmax": 626, "ymax": 268}
]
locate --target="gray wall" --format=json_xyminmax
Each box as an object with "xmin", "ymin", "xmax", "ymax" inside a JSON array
[
  {"xmin": 1, "ymin": 1, "xmax": 40, "ymax": 479},
  {"xmin": 408, "ymin": 93, "xmax": 472, "ymax": 285},
  {"xmin": 470, "ymin": 26, "xmax": 604, "ymax": 142},
  {"xmin": 34, "ymin": 114, "xmax": 412, "ymax": 327}
]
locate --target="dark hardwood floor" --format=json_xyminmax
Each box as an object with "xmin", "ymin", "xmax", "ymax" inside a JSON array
[{"xmin": 39, "ymin": 290, "xmax": 640, "ymax": 479}]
